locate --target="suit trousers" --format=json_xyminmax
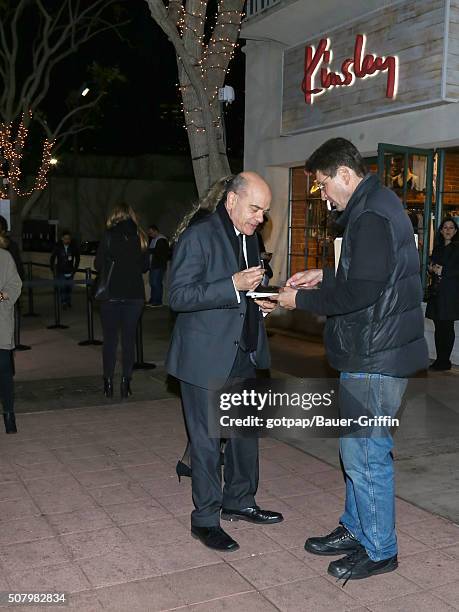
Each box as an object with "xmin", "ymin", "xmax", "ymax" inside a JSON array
[{"xmin": 180, "ymin": 348, "xmax": 258, "ymax": 527}]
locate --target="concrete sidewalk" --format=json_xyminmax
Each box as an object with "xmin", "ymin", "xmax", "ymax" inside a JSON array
[
  {"xmin": 4, "ymin": 289, "xmax": 459, "ymax": 610},
  {"xmin": 2, "ymin": 398, "xmax": 459, "ymax": 612}
]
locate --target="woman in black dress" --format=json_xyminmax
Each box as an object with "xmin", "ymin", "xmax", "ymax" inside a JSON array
[
  {"xmin": 425, "ymin": 217, "xmax": 459, "ymax": 371},
  {"xmin": 95, "ymin": 204, "xmax": 149, "ymax": 397}
]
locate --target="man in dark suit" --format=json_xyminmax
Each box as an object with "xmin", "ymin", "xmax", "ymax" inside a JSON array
[{"xmin": 166, "ymin": 172, "xmax": 283, "ymax": 552}]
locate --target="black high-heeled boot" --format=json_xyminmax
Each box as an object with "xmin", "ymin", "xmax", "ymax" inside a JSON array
[
  {"xmin": 4, "ymin": 412, "xmax": 17, "ymax": 434},
  {"xmin": 103, "ymin": 377, "xmax": 113, "ymax": 398},
  {"xmin": 120, "ymin": 377, "xmax": 132, "ymax": 399},
  {"xmin": 176, "ymin": 460, "xmax": 192, "ymax": 482}
]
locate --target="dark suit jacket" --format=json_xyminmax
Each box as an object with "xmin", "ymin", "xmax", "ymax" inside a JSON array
[
  {"xmin": 50, "ymin": 241, "xmax": 80, "ymax": 275},
  {"xmin": 166, "ymin": 211, "xmax": 270, "ymax": 389}
]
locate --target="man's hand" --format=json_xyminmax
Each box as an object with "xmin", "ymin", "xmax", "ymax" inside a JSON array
[
  {"xmin": 254, "ymin": 298, "xmax": 277, "ymax": 314},
  {"xmin": 286, "ymin": 269, "xmax": 323, "ymax": 289},
  {"xmin": 278, "ymin": 286, "xmax": 297, "ymax": 310},
  {"xmin": 233, "ymin": 266, "xmax": 264, "ymax": 292}
]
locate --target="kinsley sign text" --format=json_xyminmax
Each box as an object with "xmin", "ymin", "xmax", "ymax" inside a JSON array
[{"xmin": 301, "ymin": 34, "xmax": 398, "ymax": 105}]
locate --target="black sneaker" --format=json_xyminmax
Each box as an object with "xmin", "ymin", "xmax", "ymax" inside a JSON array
[
  {"xmin": 328, "ymin": 548, "xmax": 398, "ymax": 585},
  {"xmin": 429, "ymin": 360, "xmax": 452, "ymax": 371},
  {"xmin": 305, "ymin": 525, "xmax": 362, "ymax": 556}
]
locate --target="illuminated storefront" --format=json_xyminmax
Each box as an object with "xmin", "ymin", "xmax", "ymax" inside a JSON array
[{"xmin": 242, "ymin": 0, "xmax": 459, "ymax": 359}]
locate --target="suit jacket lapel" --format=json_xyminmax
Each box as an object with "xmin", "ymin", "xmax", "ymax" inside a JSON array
[{"xmin": 215, "ymin": 204, "xmax": 239, "ymax": 269}]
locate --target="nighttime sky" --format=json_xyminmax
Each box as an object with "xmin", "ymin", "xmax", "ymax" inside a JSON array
[{"xmin": 42, "ymin": 0, "xmax": 245, "ymax": 158}]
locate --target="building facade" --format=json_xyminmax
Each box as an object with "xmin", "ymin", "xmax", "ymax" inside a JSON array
[{"xmin": 242, "ymin": 0, "xmax": 459, "ymax": 362}]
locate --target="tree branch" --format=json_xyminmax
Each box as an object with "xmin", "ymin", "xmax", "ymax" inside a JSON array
[
  {"xmin": 49, "ymin": 93, "xmax": 105, "ymax": 139},
  {"xmin": 13, "ymin": 0, "xmax": 127, "ymax": 120}
]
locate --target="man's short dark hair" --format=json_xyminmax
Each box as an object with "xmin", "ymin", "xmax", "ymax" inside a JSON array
[
  {"xmin": 61, "ymin": 229, "xmax": 71, "ymax": 237},
  {"xmin": 0, "ymin": 215, "xmax": 8, "ymax": 232},
  {"xmin": 149, "ymin": 224, "xmax": 159, "ymax": 232},
  {"xmin": 305, "ymin": 138, "xmax": 367, "ymax": 178}
]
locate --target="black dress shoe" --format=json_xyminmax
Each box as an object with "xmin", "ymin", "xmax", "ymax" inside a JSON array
[
  {"xmin": 221, "ymin": 505, "xmax": 283, "ymax": 524},
  {"xmin": 3, "ymin": 412, "xmax": 17, "ymax": 434},
  {"xmin": 191, "ymin": 525, "xmax": 239, "ymax": 551},
  {"xmin": 328, "ymin": 549, "xmax": 398, "ymax": 584},
  {"xmin": 305, "ymin": 525, "xmax": 362, "ymax": 556}
]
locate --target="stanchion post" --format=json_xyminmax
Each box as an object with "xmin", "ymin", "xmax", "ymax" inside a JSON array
[
  {"xmin": 133, "ymin": 311, "xmax": 156, "ymax": 370},
  {"xmin": 78, "ymin": 269, "xmax": 102, "ymax": 346},
  {"xmin": 14, "ymin": 301, "xmax": 31, "ymax": 351},
  {"xmin": 23, "ymin": 261, "xmax": 39, "ymax": 317},
  {"xmin": 47, "ymin": 275, "xmax": 69, "ymax": 330}
]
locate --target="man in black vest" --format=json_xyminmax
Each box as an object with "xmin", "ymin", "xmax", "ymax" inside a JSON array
[{"xmin": 278, "ymin": 138, "xmax": 428, "ymax": 582}]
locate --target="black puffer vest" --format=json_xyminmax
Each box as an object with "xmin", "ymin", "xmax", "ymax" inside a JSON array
[{"xmin": 325, "ymin": 174, "xmax": 428, "ymax": 377}]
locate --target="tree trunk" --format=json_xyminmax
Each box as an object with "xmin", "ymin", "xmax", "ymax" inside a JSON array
[
  {"xmin": 145, "ymin": 0, "xmax": 240, "ymax": 198},
  {"xmin": 8, "ymin": 188, "xmax": 22, "ymax": 242},
  {"xmin": 178, "ymin": 64, "xmax": 230, "ymax": 197}
]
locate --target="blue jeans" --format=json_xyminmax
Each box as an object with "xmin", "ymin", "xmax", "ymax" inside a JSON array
[
  {"xmin": 149, "ymin": 268, "xmax": 164, "ymax": 305},
  {"xmin": 339, "ymin": 372, "xmax": 408, "ymax": 561},
  {"xmin": 57, "ymin": 273, "xmax": 73, "ymax": 305}
]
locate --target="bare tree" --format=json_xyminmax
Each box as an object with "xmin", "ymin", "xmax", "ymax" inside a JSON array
[
  {"xmin": 0, "ymin": 0, "xmax": 128, "ymax": 227},
  {"xmin": 145, "ymin": 0, "xmax": 244, "ymax": 197}
]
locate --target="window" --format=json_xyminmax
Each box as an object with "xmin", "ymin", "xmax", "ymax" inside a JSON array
[{"xmin": 288, "ymin": 167, "xmax": 338, "ymax": 276}]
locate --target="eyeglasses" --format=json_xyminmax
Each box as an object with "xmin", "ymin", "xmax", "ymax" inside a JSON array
[{"xmin": 310, "ymin": 175, "xmax": 331, "ymax": 194}]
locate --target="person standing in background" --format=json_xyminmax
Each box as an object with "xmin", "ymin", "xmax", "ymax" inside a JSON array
[
  {"xmin": 0, "ymin": 215, "xmax": 24, "ymax": 279},
  {"xmin": 147, "ymin": 224, "xmax": 169, "ymax": 307},
  {"xmin": 425, "ymin": 217, "xmax": 459, "ymax": 371},
  {"xmin": 0, "ymin": 238, "xmax": 22, "ymax": 433},
  {"xmin": 50, "ymin": 230, "xmax": 80, "ymax": 309},
  {"xmin": 95, "ymin": 204, "xmax": 149, "ymax": 399},
  {"xmin": 172, "ymin": 176, "xmax": 233, "ymax": 482}
]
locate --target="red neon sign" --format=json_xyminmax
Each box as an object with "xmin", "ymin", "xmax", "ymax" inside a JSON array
[{"xmin": 301, "ymin": 34, "xmax": 398, "ymax": 105}]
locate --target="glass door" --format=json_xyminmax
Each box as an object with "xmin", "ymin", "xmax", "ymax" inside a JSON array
[
  {"xmin": 377, "ymin": 143, "xmax": 435, "ymax": 289},
  {"xmin": 288, "ymin": 168, "xmax": 336, "ymax": 277}
]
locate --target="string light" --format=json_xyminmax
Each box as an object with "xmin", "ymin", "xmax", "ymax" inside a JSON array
[
  {"xmin": 171, "ymin": 0, "xmax": 244, "ymax": 136},
  {"xmin": 0, "ymin": 113, "xmax": 55, "ymax": 198}
]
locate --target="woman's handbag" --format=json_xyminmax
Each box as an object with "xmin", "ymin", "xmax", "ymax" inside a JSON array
[{"xmin": 92, "ymin": 233, "xmax": 114, "ymax": 301}]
